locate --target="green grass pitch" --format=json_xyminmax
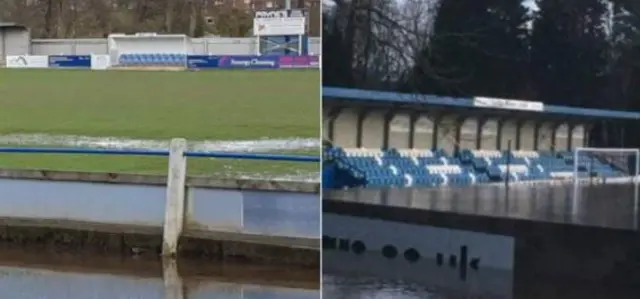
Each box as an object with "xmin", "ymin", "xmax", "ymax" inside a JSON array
[{"xmin": 0, "ymin": 69, "xmax": 319, "ymax": 178}]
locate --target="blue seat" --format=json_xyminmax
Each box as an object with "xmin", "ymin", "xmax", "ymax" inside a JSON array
[
  {"xmin": 118, "ymin": 53, "xmax": 187, "ymax": 67},
  {"xmin": 324, "ymin": 146, "xmax": 634, "ymax": 189}
]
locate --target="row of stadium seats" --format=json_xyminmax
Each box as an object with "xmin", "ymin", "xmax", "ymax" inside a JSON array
[
  {"xmin": 323, "ymin": 147, "xmax": 628, "ymax": 188},
  {"xmin": 118, "ymin": 53, "xmax": 187, "ymax": 66}
]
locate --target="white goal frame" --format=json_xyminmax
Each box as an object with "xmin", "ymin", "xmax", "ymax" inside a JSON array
[
  {"xmin": 573, "ymin": 147, "xmax": 640, "ymax": 226},
  {"xmin": 573, "ymin": 147, "xmax": 640, "ymax": 183}
]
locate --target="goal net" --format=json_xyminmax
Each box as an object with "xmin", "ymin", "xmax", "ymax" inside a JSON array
[{"xmin": 572, "ymin": 147, "xmax": 639, "ymax": 195}]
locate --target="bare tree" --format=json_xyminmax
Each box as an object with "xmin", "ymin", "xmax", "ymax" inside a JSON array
[
  {"xmin": 324, "ymin": 0, "xmax": 438, "ymax": 87},
  {"xmin": 3, "ymin": 0, "xmax": 321, "ymax": 37},
  {"xmin": 44, "ymin": 0, "xmax": 55, "ymax": 37}
]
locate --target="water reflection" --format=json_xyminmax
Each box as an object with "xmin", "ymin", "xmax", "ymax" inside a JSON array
[
  {"xmin": 323, "ymin": 273, "xmax": 640, "ymax": 299},
  {"xmin": 322, "ymin": 250, "xmax": 510, "ymax": 299},
  {"xmin": 323, "ymin": 274, "xmax": 440, "ymax": 299},
  {"xmin": 324, "ymin": 183, "xmax": 640, "ymax": 298},
  {"xmin": 323, "ymin": 263, "xmax": 640, "ymax": 299},
  {"xmin": 322, "ymin": 252, "xmax": 639, "ymax": 299},
  {"xmin": 0, "ymin": 249, "xmax": 319, "ymax": 299},
  {"xmin": 326, "ymin": 184, "xmax": 640, "ymax": 230}
]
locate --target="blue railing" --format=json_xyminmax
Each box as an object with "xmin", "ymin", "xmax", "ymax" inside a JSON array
[
  {"xmin": 0, "ymin": 147, "xmax": 319, "ymax": 162},
  {"xmin": 184, "ymin": 151, "xmax": 318, "ymax": 162}
]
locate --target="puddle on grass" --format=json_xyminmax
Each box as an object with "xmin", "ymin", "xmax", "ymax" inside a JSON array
[
  {"xmin": 0, "ymin": 134, "xmax": 320, "ymax": 182},
  {"xmin": 221, "ymin": 168, "xmax": 320, "ymax": 182},
  {"xmin": 0, "ymin": 134, "xmax": 319, "ymax": 152}
]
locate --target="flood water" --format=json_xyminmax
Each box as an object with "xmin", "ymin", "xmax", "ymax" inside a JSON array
[
  {"xmin": 322, "ymin": 275, "xmax": 640, "ymax": 299},
  {"xmin": 322, "ymin": 274, "xmax": 435, "ymax": 299},
  {"xmin": 322, "ymin": 253, "xmax": 640, "ymax": 299},
  {"xmin": 0, "ymin": 249, "xmax": 319, "ymax": 299},
  {"xmin": 323, "ymin": 184, "xmax": 640, "ymax": 298}
]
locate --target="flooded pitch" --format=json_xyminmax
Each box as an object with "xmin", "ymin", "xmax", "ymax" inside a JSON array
[
  {"xmin": 0, "ymin": 134, "xmax": 319, "ymax": 153},
  {"xmin": 0, "ymin": 134, "xmax": 320, "ymax": 181},
  {"xmin": 0, "ymin": 249, "xmax": 319, "ymax": 299},
  {"xmin": 322, "ymin": 272, "xmax": 640, "ymax": 299}
]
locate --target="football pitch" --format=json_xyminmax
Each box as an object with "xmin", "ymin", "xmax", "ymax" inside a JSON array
[{"xmin": 0, "ymin": 69, "xmax": 319, "ymax": 180}]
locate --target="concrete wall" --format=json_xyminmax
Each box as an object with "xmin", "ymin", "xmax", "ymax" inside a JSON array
[
  {"xmin": 388, "ymin": 113, "xmax": 411, "ymax": 148},
  {"xmin": 481, "ymin": 118, "xmax": 499, "ymax": 150},
  {"xmin": 0, "ymin": 27, "xmax": 30, "ymax": 61},
  {"xmin": 30, "ymin": 37, "xmax": 322, "ymax": 56},
  {"xmin": 328, "ymin": 108, "xmax": 359, "ymax": 148},
  {"xmin": 323, "ymin": 213, "xmax": 514, "ymax": 298},
  {"xmin": 324, "ymin": 107, "xmax": 588, "ymax": 153},
  {"xmin": 0, "ymin": 178, "xmax": 319, "ymax": 239},
  {"xmin": 325, "ymin": 185, "xmax": 640, "ymax": 288}
]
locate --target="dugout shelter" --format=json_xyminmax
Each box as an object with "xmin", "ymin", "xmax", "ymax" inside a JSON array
[{"xmin": 0, "ymin": 23, "xmax": 30, "ymax": 63}]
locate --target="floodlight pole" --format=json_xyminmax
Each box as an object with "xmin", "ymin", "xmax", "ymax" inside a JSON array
[
  {"xmin": 505, "ymin": 140, "xmax": 511, "ymax": 190},
  {"xmin": 635, "ymin": 148, "xmax": 640, "ymax": 230},
  {"xmin": 504, "ymin": 140, "xmax": 512, "ymax": 206}
]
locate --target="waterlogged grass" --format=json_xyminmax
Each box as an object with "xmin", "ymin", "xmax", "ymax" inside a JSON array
[
  {"xmin": 0, "ymin": 148, "xmax": 319, "ymax": 179},
  {"xmin": 0, "ymin": 69, "xmax": 320, "ymax": 177}
]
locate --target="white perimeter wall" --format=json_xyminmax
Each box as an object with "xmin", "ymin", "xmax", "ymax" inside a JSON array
[
  {"xmin": 0, "ymin": 179, "xmax": 319, "ymax": 239},
  {"xmin": 30, "ymin": 37, "xmax": 322, "ymax": 56},
  {"xmin": 323, "ymin": 213, "xmax": 514, "ymax": 298}
]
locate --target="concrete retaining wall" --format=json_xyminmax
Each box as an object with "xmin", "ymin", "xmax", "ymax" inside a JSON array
[
  {"xmin": 0, "ymin": 179, "xmax": 319, "ymax": 240},
  {"xmin": 324, "ymin": 195, "xmax": 640, "ymax": 289},
  {"xmin": 0, "ymin": 169, "xmax": 320, "ymax": 267}
]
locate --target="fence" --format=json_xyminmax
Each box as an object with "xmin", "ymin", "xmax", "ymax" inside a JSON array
[
  {"xmin": 6, "ymin": 53, "xmax": 320, "ymax": 70},
  {"xmin": 0, "ymin": 138, "xmax": 319, "ymax": 256},
  {"xmin": 30, "ymin": 37, "xmax": 322, "ymax": 56}
]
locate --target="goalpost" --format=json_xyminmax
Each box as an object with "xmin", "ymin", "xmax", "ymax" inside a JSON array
[
  {"xmin": 572, "ymin": 147, "xmax": 640, "ymax": 222},
  {"xmin": 573, "ymin": 147, "xmax": 639, "ymax": 184}
]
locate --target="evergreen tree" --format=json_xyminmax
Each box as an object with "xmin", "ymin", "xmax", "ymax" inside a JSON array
[
  {"xmin": 408, "ymin": 0, "xmax": 530, "ymax": 98},
  {"xmin": 600, "ymin": 0, "xmax": 640, "ymax": 146},
  {"xmin": 530, "ymin": 0, "xmax": 609, "ymax": 107},
  {"xmin": 322, "ymin": 5, "xmax": 355, "ymax": 87}
]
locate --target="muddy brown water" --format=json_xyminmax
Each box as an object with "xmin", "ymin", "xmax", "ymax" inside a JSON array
[{"xmin": 0, "ymin": 248, "xmax": 319, "ymax": 299}]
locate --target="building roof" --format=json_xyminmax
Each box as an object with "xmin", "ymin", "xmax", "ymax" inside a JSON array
[
  {"xmin": 323, "ymin": 87, "xmax": 640, "ymax": 120},
  {"xmin": 0, "ymin": 22, "xmax": 26, "ymax": 29}
]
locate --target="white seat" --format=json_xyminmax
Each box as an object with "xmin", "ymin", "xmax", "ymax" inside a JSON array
[
  {"xmin": 397, "ymin": 148, "xmax": 434, "ymax": 158},
  {"xmin": 472, "ymin": 149, "xmax": 501, "ymax": 158},
  {"xmin": 512, "ymin": 150, "xmax": 539, "ymax": 158},
  {"xmin": 497, "ymin": 164, "xmax": 528, "ymax": 174}
]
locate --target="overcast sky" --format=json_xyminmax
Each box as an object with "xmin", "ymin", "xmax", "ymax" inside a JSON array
[{"xmin": 523, "ymin": 0, "xmax": 538, "ymax": 11}]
